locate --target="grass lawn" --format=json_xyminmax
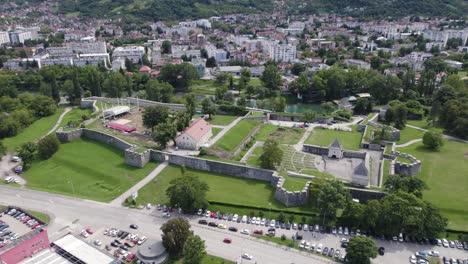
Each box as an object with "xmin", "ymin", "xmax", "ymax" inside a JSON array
[
  {"xmin": 256, "ymin": 124, "xmax": 304, "ymax": 145},
  {"xmin": 214, "ymin": 120, "xmax": 260, "ymax": 152},
  {"xmin": 397, "ymin": 140, "xmax": 468, "ymax": 231},
  {"xmin": 281, "ymin": 175, "xmax": 310, "ymax": 191},
  {"xmin": 396, "ymin": 126, "xmax": 425, "ymax": 144},
  {"xmin": 246, "ymin": 146, "xmax": 263, "ymax": 167},
  {"xmin": 169, "ymin": 254, "xmax": 235, "ymax": 264},
  {"xmin": 250, "ymin": 111, "xmax": 266, "ymax": 117},
  {"xmin": 23, "ymin": 138, "xmax": 157, "ymax": 202},
  {"xmin": 57, "ymin": 108, "xmax": 93, "ymax": 129},
  {"xmin": 25, "ymin": 210, "xmax": 51, "ymax": 224},
  {"xmin": 211, "ymin": 127, "xmax": 223, "ymax": 138},
  {"xmin": 3, "ymin": 108, "xmax": 65, "ymax": 152},
  {"xmin": 382, "ymin": 159, "xmax": 390, "ymax": 186},
  {"xmin": 132, "ymin": 164, "xmax": 316, "ymax": 213},
  {"xmin": 194, "ymin": 115, "xmax": 239, "ymax": 126},
  {"xmin": 305, "ymin": 128, "xmax": 362, "ymax": 151},
  {"xmin": 300, "ymin": 169, "xmax": 334, "ymax": 179}
]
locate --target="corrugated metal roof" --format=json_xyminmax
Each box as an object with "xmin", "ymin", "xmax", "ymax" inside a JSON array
[{"xmin": 53, "ymin": 234, "xmax": 115, "ymax": 264}]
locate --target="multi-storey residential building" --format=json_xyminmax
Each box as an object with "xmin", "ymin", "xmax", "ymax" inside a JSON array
[
  {"xmin": 269, "ymin": 43, "xmax": 297, "ymax": 62},
  {"xmin": 8, "ymin": 26, "xmax": 40, "ymax": 44},
  {"xmin": 171, "ymin": 45, "xmax": 201, "ymax": 58},
  {"xmin": 112, "ymin": 46, "xmax": 145, "ymax": 64},
  {"xmin": 0, "ymin": 31, "xmax": 10, "ymax": 45}
]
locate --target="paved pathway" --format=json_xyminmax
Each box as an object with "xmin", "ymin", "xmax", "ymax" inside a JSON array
[
  {"xmin": 205, "ymin": 116, "xmax": 243, "ymax": 147},
  {"xmin": 45, "ymin": 107, "xmax": 73, "ymax": 136},
  {"xmin": 395, "ymin": 138, "xmax": 422, "ymax": 148},
  {"xmin": 240, "ymin": 141, "xmax": 264, "ymax": 163},
  {"xmin": 109, "ymin": 161, "xmax": 168, "ymax": 206}
]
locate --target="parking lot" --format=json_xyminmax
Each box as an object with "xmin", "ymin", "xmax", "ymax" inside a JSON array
[
  {"xmin": 189, "ymin": 210, "xmax": 468, "ymax": 264},
  {"xmin": 0, "ymin": 208, "xmax": 45, "ymax": 246}
]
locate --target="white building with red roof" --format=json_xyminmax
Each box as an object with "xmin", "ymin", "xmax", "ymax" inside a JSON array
[{"xmin": 175, "ymin": 118, "xmax": 212, "ymax": 150}]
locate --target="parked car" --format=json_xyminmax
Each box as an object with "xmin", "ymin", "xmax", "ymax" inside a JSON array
[
  {"xmin": 198, "ymin": 219, "xmax": 208, "ymax": 225},
  {"xmin": 228, "ymin": 227, "xmax": 238, "ymax": 232},
  {"xmin": 253, "ymin": 230, "xmax": 263, "ymax": 235},
  {"xmin": 378, "ymin": 247, "xmax": 385, "ymax": 256},
  {"xmin": 94, "ymin": 240, "xmax": 102, "ymax": 246},
  {"xmin": 129, "ymin": 224, "xmax": 138, "ymax": 229},
  {"xmin": 242, "ymin": 253, "xmax": 253, "ymax": 260},
  {"xmin": 208, "ymin": 222, "xmax": 217, "ymax": 227},
  {"xmin": 240, "ymin": 229, "xmax": 250, "ymax": 235},
  {"xmin": 223, "ymin": 238, "xmax": 232, "ymax": 244}
]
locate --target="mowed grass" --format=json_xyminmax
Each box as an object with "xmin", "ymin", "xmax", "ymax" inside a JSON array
[
  {"xmin": 25, "ymin": 210, "xmax": 51, "ymax": 224},
  {"xmin": 3, "ymin": 108, "xmax": 65, "ymax": 151},
  {"xmin": 214, "ymin": 120, "xmax": 260, "ymax": 152},
  {"xmin": 58, "ymin": 108, "xmax": 93, "ymax": 129},
  {"xmin": 211, "ymin": 127, "xmax": 223, "ymax": 138},
  {"xmin": 170, "ymin": 254, "xmax": 235, "ymax": 264},
  {"xmin": 194, "ymin": 114, "xmax": 239, "ymax": 126},
  {"xmin": 256, "ymin": 124, "xmax": 304, "ymax": 145},
  {"xmin": 23, "ymin": 138, "xmax": 157, "ymax": 202},
  {"xmin": 396, "ymin": 126, "xmax": 425, "ymax": 144},
  {"xmin": 397, "ymin": 140, "xmax": 468, "ymax": 231},
  {"xmin": 133, "ymin": 165, "xmax": 314, "ymax": 212},
  {"xmin": 305, "ymin": 128, "xmax": 362, "ymax": 150}
]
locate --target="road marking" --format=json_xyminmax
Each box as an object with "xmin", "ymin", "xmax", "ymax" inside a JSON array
[{"xmin": 72, "ymin": 219, "xmax": 79, "ymax": 224}]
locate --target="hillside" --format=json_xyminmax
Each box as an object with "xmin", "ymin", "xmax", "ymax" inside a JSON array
[{"xmin": 55, "ymin": 0, "xmax": 467, "ymax": 21}]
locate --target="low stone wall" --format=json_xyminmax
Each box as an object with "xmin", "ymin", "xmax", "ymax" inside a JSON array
[
  {"xmin": 268, "ymin": 113, "xmax": 332, "ymax": 124},
  {"xmin": 273, "ymin": 176, "xmax": 311, "ymax": 207},
  {"xmin": 367, "ymin": 121, "xmax": 400, "ymax": 141},
  {"xmin": 81, "ymin": 129, "xmax": 132, "ymax": 151},
  {"xmin": 348, "ymin": 188, "xmax": 386, "ymax": 202},
  {"xmin": 392, "ymin": 151, "xmax": 421, "ymax": 176},
  {"xmin": 125, "ymin": 149, "xmax": 151, "ymax": 168},
  {"xmin": 368, "ymin": 143, "xmax": 382, "ymax": 151},
  {"xmin": 302, "ymin": 144, "xmax": 329, "ymax": 155},
  {"xmin": 80, "ymin": 98, "xmax": 98, "ymax": 112},
  {"xmin": 232, "ymin": 123, "xmax": 262, "ymax": 157},
  {"xmin": 56, "ymin": 129, "xmax": 83, "ymax": 143},
  {"xmin": 343, "ymin": 150, "xmax": 367, "ymax": 159}
]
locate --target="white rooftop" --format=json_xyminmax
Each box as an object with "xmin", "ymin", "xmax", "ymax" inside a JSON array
[{"xmin": 53, "ymin": 234, "xmax": 115, "ymax": 264}]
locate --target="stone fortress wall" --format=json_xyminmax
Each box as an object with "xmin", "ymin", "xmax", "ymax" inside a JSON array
[
  {"xmin": 81, "ymin": 96, "xmax": 188, "ymax": 112},
  {"xmin": 56, "ymin": 128, "xmax": 310, "ymax": 207}
]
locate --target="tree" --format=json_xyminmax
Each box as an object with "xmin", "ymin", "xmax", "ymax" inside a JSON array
[
  {"xmin": 423, "ymin": 130, "xmax": 444, "ymax": 150},
  {"xmin": 206, "ymin": 56, "xmax": 216, "ymax": 68},
  {"xmin": 340, "ymin": 201, "xmax": 365, "ymax": 229},
  {"xmin": 215, "ymin": 86, "xmax": 228, "ymax": 101},
  {"xmin": 37, "ymin": 134, "xmax": 60, "ymax": 160},
  {"xmin": 271, "ymin": 96, "xmax": 286, "ymax": 112},
  {"xmin": 159, "ymin": 63, "xmax": 200, "ymax": 91},
  {"xmin": 161, "ymin": 217, "xmax": 192, "ymax": 257},
  {"xmin": 145, "ymin": 79, "xmax": 174, "ymax": 103},
  {"xmin": 393, "ymin": 104, "xmax": 408, "ymax": 129},
  {"xmin": 317, "ymin": 180, "xmax": 350, "ymax": 225},
  {"xmin": 183, "ymin": 235, "xmax": 206, "ymax": 264},
  {"xmin": 238, "ymin": 68, "xmax": 251, "ymax": 91},
  {"xmin": 201, "ymin": 98, "xmax": 216, "ymax": 119},
  {"xmin": 17, "ymin": 142, "xmax": 37, "ymax": 170},
  {"xmin": 166, "ymin": 174, "xmax": 209, "ymax": 213},
  {"xmin": 261, "ymin": 65, "xmax": 281, "ymax": 90},
  {"xmin": 291, "ymin": 62, "xmax": 305, "ymax": 75},
  {"xmin": 278, "ymin": 212, "xmax": 286, "ymax": 223},
  {"xmin": 152, "ymin": 122, "xmax": 177, "ymax": 149},
  {"xmin": 259, "ymin": 139, "xmax": 283, "ymax": 170},
  {"xmin": 142, "ymin": 106, "xmax": 170, "ymax": 132},
  {"xmin": 302, "ymin": 111, "xmax": 316, "ymax": 125},
  {"xmin": 161, "ymin": 40, "xmax": 172, "ymax": 54},
  {"xmin": 184, "ymin": 93, "xmax": 197, "ymax": 119},
  {"xmin": 346, "ymin": 236, "xmax": 377, "ymax": 264},
  {"xmin": 384, "ymin": 174, "xmax": 428, "ymax": 198}
]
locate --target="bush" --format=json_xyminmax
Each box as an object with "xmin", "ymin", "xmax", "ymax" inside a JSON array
[
  {"xmin": 281, "ymin": 234, "xmax": 286, "ymax": 241},
  {"xmin": 38, "ymin": 134, "xmax": 60, "ymax": 160},
  {"xmin": 423, "ymin": 130, "xmax": 444, "ymax": 150},
  {"xmin": 218, "ymin": 104, "xmax": 248, "ymax": 116}
]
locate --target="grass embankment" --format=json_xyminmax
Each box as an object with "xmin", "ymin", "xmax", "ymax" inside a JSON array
[
  {"xmin": 305, "ymin": 127, "xmax": 362, "ymax": 151},
  {"xmin": 25, "ymin": 210, "xmax": 51, "ymax": 224},
  {"xmin": 194, "ymin": 114, "xmax": 239, "ymax": 126},
  {"xmin": 246, "ymin": 146, "xmax": 263, "ymax": 167},
  {"xmin": 300, "ymin": 169, "xmax": 335, "ymax": 180},
  {"xmin": 214, "ymin": 120, "xmax": 260, "ymax": 152},
  {"xmin": 23, "ymin": 138, "xmax": 157, "ymax": 202},
  {"xmin": 396, "ymin": 126, "xmax": 425, "ymax": 144},
  {"xmin": 131, "ymin": 165, "xmax": 318, "ymax": 215},
  {"xmin": 3, "ymin": 108, "xmax": 65, "ymax": 152},
  {"xmin": 255, "ymin": 124, "xmax": 304, "ymax": 145},
  {"xmin": 57, "ymin": 108, "xmax": 93, "ymax": 129},
  {"xmin": 397, "ymin": 140, "xmax": 468, "ymax": 231},
  {"xmin": 211, "ymin": 127, "xmax": 223, "ymax": 138}
]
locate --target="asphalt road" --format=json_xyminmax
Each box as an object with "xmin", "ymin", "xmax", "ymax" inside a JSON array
[{"xmin": 1, "ymin": 185, "xmax": 467, "ymax": 264}]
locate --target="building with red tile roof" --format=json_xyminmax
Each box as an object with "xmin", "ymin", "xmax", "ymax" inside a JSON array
[{"xmin": 175, "ymin": 118, "xmax": 212, "ymax": 150}]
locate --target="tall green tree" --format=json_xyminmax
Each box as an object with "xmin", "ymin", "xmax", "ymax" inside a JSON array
[
  {"xmin": 261, "ymin": 65, "xmax": 281, "ymax": 90},
  {"xmin": 17, "ymin": 142, "xmax": 37, "ymax": 170},
  {"xmin": 346, "ymin": 236, "xmax": 377, "ymax": 264},
  {"xmin": 166, "ymin": 174, "xmax": 209, "ymax": 213},
  {"xmin": 201, "ymin": 98, "xmax": 216, "ymax": 119},
  {"xmin": 302, "ymin": 111, "xmax": 316, "ymax": 125},
  {"xmin": 184, "ymin": 93, "xmax": 197, "ymax": 119},
  {"xmin": 183, "ymin": 235, "xmax": 206, "ymax": 264},
  {"xmin": 317, "ymin": 180, "xmax": 350, "ymax": 225},
  {"xmin": 142, "ymin": 106, "xmax": 170, "ymax": 132},
  {"xmin": 159, "ymin": 63, "xmax": 199, "ymax": 91},
  {"xmin": 271, "ymin": 96, "xmax": 286, "ymax": 112},
  {"xmin": 152, "ymin": 122, "xmax": 176, "ymax": 149},
  {"xmin": 238, "ymin": 68, "xmax": 251, "ymax": 91},
  {"xmin": 259, "ymin": 139, "xmax": 283, "ymax": 170},
  {"xmin": 384, "ymin": 174, "xmax": 428, "ymax": 198},
  {"xmin": 161, "ymin": 40, "xmax": 172, "ymax": 54},
  {"xmin": 161, "ymin": 217, "xmax": 192, "ymax": 257},
  {"xmin": 37, "ymin": 134, "xmax": 60, "ymax": 160}
]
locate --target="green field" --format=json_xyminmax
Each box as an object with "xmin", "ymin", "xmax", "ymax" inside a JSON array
[
  {"xmin": 194, "ymin": 114, "xmax": 238, "ymax": 126},
  {"xmin": 246, "ymin": 146, "xmax": 263, "ymax": 167},
  {"xmin": 256, "ymin": 124, "xmax": 304, "ymax": 145},
  {"xmin": 25, "ymin": 210, "xmax": 51, "ymax": 224},
  {"xmin": 300, "ymin": 169, "xmax": 334, "ymax": 179},
  {"xmin": 3, "ymin": 108, "xmax": 65, "ymax": 151},
  {"xmin": 58, "ymin": 108, "xmax": 93, "ymax": 129},
  {"xmin": 214, "ymin": 120, "xmax": 260, "ymax": 152},
  {"xmin": 23, "ymin": 138, "xmax": 157, "ymax": 202},
  {"xmin": 132, "ymin": 165, "xmax": 315, "ymax": 213},
  {"xmin": 396, "ymin": 126, "xmax": 425, "ymax": 144},
  {"xmin": 170, "ymin": 254, "xmax": 235, "ymax": 264},
  {"xmin": 397, "ymin": 140, "xmax": 468, "ymax": 231},
  {"xmin": 305, "ymin": 127, "xmax": 362, "ymax": 150},
  {"xmin": 211, "ymin": 127, "xmax": 223, "ymax": 138}
]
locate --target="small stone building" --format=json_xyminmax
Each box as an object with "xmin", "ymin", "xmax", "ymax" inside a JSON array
[
  {"xmin": 328, "ymin": 139, "xmax": 343, "ymax": 159},
  {"xmin": 351, "ymin": 162, "xmax": 369, "ymax": 186},
  {"xmin": 175, "ymin": 118, "xmax": 212, "ymax": 150}
]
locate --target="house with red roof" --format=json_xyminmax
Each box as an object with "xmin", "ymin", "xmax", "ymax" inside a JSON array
[
  {"xmin": 175, "ymin": 118, "xmax": 212, "ymax": 150},
  {"xmin": 139, "ymin": 65, "xmax": 151, "ymax": 75}
]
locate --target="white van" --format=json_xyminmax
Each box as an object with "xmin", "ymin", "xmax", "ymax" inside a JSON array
[
  {"xmin": 11, "ymin": 156, "xmax": 20, "ymax": 162},
  {"xmin": 4, "ymin": 177, "xmax": 14, "ymax": 183}
]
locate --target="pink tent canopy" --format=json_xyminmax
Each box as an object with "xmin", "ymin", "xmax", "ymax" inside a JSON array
[{"xmin": 106, "ymin": 122, "xmax": 136, "ymax": 132}]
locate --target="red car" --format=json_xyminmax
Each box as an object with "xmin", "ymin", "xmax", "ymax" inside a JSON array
[
  {"xmin": 210, "ymin": 212, "xmax": 216, "ymax": 218},
  {"xmin": 22, "ymin": 217, "xmax": 31, "ymax": 223},
  {"xmin": 31, "ymin": 224, "xmax": 41, "ymax": 229},
  {"xmin": 85, "ymin": 228, "xmax": 94, "ymax": 234},
  {"xmin": 253, "ymin": 230, "xmax": 263, "ymax": 235},
  {"xmin": 126, "ymin": 253, "xmax": 136, "ymax": 262},
  {"xmin": 223, "ymin": 238, "xmax": 232, "ymax": 244}
]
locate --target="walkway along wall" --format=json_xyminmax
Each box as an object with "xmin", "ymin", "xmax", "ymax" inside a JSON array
[{"xmin": 55, "ymin": 129, "xmax": 310, "ymax": 207}]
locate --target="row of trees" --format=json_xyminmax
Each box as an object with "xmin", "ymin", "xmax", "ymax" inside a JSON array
[{"xmin": 16, "ymin": 134, "xmax": 60, "ymax": 170}]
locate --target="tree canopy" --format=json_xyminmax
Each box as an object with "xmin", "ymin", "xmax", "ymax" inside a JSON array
[
  {"xmin": 259, "ymin": 139, "xmax": 283, "ymax": 170},
  {"xmin": 166, "ymin": 173, "xmax": 209, "ymax": 214},
  {"xmin": 161, "ymin": 217, "xmax": 192, "ymax": 257}
]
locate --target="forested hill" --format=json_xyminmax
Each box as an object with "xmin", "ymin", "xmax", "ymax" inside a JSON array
[{"xmin": 55, "ymin": 0, "xmax": 467, "ymax": 21}]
